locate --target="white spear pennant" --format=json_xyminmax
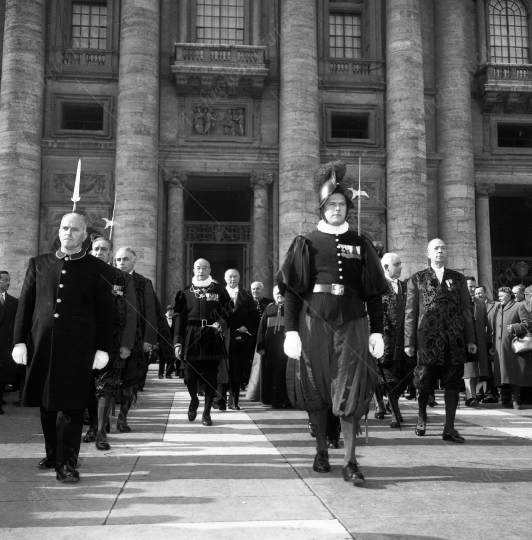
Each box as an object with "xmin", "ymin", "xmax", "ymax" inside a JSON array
[
  {"xmin": 104, "ymin": 189, "xmax": 118, "ymax": 240},
  {"xmin": 71, "ymin": 159, "xmax": 81, "ymax": 211}
]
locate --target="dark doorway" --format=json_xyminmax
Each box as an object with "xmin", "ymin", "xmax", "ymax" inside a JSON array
[{"xmin": 191, "ymin": 243, "xmax": 246, "ymax": 286}]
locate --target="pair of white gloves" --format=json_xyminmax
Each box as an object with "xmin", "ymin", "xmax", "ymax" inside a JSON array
[
  {"xmin": 284, "ymin": 331, "xmax": 384, "ymax": 359},
  {"xmin": 12, "ymin": 344, "xmax": 109, "ymax": 370}
]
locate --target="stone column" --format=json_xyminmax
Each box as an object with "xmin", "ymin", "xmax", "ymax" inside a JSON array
[
  {"xmin": 434, "ymin": 0, "xmax": 477, "ymax": 275},
  {"xmin": 252, "ymin": 0, "xmax": 262, "ymax": 45},
  {"xmin": 385, "ymin": 0, "xmax": 428, "ymax": 278},
  {"xmin": 476, "ymin": 0, "xmax": 488, "ymax": 64},
  {"xmin": 475, "ymin": 183, "xmax": 495, "ymax": 298},
  {"xmin": 113, "ymin": 0, "xmax": 160, "ymax": 283},
  {"xmin": 0, "ymin": 0, "xmax": 46, "ymax": 294},
  {"xmin": 178, "ymin": 0, "xmax": 188, "ymax": 43},
  {"xmin": 278, "ymin": 0, "xmax": 320, "ymax": 260},
  {"xmin": 164, "ymin": 171, "xmax": 187, "ymax": 305},
  {"xmin": 250, "ymin": 172, "xmax": 273, "ymax": 288}
]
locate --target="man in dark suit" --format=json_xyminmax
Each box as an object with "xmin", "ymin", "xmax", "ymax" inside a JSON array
[
  {"xmin": 0, "ymin": 271, "xmax": 18, "ymax": 414},
  {"xmin": 379, "ymin": 254, "xmax": 414, "ymax": 428},
  {"xmin": 216, "ymin": 268, "xmax": 256, "ymax": 410},
  {"xmin": 12, "ymin": 213, "xmax": 114, "ymax": 482},
  {"xmin": 475, "ymin": 284, "xmax": 499, "ymax": 403},
  {"xmin": 404, "ymin": 238, "xmax": 476, "ymax": 443}
]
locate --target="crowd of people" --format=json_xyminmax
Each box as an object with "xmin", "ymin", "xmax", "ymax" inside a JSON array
[{"xmin": 1, "ymin": 160, "xmax": 531, "ymax": 487}]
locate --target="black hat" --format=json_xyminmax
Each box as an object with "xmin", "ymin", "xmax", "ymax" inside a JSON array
[{"xmin": 314, "ymin": 161, "xmax": 354, "ymax": 210}]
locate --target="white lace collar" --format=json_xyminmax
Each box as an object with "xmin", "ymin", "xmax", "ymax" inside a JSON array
[
  {"xmin": 226, "ymin": 285, "xmax": 239, "ymax": 301},
  {"xmin": 317, "ymin": 219, "xmax": 349, "ymax": 235},
  {"xmin": 192, "ymin": 276, "xmax": 213, "ymax": 288}
]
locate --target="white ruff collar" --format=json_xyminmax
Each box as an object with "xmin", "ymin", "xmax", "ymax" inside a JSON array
[
  {"xmin": 192, "ymin": 276, "xmax": 213, "ymax": 287},
  {"xmin": 317, "ymin": 220, "xmax": 349, "ymax": 235}
]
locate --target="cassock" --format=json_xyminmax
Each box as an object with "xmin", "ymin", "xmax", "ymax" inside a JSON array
[{"xmin": 256, "ymin": 301, "xmax": 290, "ymax": 408}]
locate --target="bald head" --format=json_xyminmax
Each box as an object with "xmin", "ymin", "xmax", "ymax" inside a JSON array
[
  {"xmin": 59, "ymin": 213, "xmax": 88, "ymax": 253},
  {"xmin": 381, "ymin": 253, "xmax": 402, "ymax": 279},
  {"xmin": 194, "ymin": 258, "xmax": 211, "ymax": 281},
  {"xmin": 427, "ymin": 238, "xmax": 446, "ymax": 265}
]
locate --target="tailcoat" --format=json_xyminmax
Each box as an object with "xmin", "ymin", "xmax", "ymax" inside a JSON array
[
  {"xmin": 489, "ymin": 299, "xmax": 532, "ymax": 387},
  {"xmin": 380, "ymin": 279, "xmax": 414, "ymax": 393},
  {"xmin": 404, "ymin": 267, "xmax": 475, "ymax": 366},
  {"xmin": 0, "ymin": 292, "xmax": 18, "ymax": 384},
  {"xmin": 278, "ymin": 229, "xmax": 386, "ymax": 418},
  {"xmin": 14, "ymin": 251, "xmax": 114, "ymax": 410}
]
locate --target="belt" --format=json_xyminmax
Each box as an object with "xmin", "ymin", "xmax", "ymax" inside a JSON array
[
  {"xmin": 188, "ymin": 319, "xmax": 212, "ymax": 327},
  {"xmin": 312, "ymin": 283, "xmax": 358, "ymax": 297}
]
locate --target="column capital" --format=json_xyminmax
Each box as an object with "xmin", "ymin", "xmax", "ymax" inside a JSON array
[
  {"xmin": 475, "ymin": 183, "xmax": 495, "ymax": 197},
  {"xmin": 250, "ymin": 172, "xmax": 274, "ymax": 189},
  {"xmin": 164, "ymin": 170, "xmax": 187, "ymax": 187}
]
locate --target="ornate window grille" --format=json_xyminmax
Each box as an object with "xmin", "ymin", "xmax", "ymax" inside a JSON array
[
  {"xmin": 196, "ymin": 0, "xmax": 245, "ymax": 45},
  {"xmin": 329, "ymin": 13, "xmax": 362, "ymax": 59},
  {"xmin": 489, "ymin": 0, "xmax": 529, "ymax": 64},
  {"xmin": 71, "ymin": 3, "xmax": 108, "ymax": 50}
]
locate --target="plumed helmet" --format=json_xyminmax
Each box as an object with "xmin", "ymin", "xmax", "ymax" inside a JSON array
[{"xmin": 314, "ymin": 160, "xmax": 354, "ymax": 210}]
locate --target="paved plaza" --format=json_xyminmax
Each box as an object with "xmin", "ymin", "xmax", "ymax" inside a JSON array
[{"xmin": 1, "ymin": 367, "xmax": 531, "ymax": 540}]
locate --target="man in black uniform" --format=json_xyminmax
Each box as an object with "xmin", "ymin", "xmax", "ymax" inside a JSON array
[
  {"xmin": 174, "ymin": 259, "xmax": 230, "ymax": 426},
  {"xmin": 12, "ymin": 213, "xmax": 114, "ymax": 482},
  {"xmin": 278, "ymin": 161, "xmax": 387, "ymax": 484},
  {"xmin": 0, "ymin": 271, "xmax": 18, "ymax": 414}
]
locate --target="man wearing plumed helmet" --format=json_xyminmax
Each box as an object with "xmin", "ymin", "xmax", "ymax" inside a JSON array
[{"xmin": 277, "ymin": 160, "xmax": 387, "ymax": 485}]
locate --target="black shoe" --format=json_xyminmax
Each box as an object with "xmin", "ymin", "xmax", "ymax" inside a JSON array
[
  {"xmin": 12, "ymin": 400, "xmax": 21, "ymax": 407},
  {"xmin": 213, "ymin": 399, "xmax": 226, "ymax": 411},
  {"xmin": 312, "ymin": 451, "xmax": 330, "ymax": 473},
  {"xmin": 188, "ymin": 399, "xmax": 199, "ymax": 422},
  {"xmin": 481, "ymin": 395, "xmax": 498, "ymax": 404},
  {"xmin": 327, "ymin": 437, "xmax": 340, "ymax": 449},
  {"xmin": 95, "ymin": 441, "xmax": 111, "ymax": 451},
  {"xmin": 442, "ymin": 429, "xmax": 465, "ymax": 443},
  {"xmin": 165, "ymin": 375, "xmax": 173, "ymax": 379},
  {"xmin": 82, "ymin": 427, "xmax": 97, "ymax": 443},
  {"xmin": 38, "ymin": 457, "xmax": 55, "ymax": 469},
  {"xmin": 428, "ymin": 396, "xmax": 437, "ymax": 407},
  {"xmin": 117, "ymin": 422, "xmax": 131, "ymax": 433},
  {"xmin": 158, "ymin": 374, "xmax": 163, "ymax": 379},
  {"xmin": 374, "ymin": 410, "xmax": 385, "ymax": 420},
  {"xmin": 229, "ymin": 403, "xmax": 242, "ymax": 411},
  {"xmin": 202, "ymin": 415, "xmax": 212, "ymax": 426},
  {"xmin": 56, "ymin": 463, "xmax": 80, "ymax": 483},
  {"xmin": 342, "ymin": 461, "xmax": 365, "ymax": 484},
  {"xmin": 308, "ymin": 422, "xmax": 317, "ymax": 438},
  {"xmin": 390, "ymin": 420, "xmax": 400, "ymax": 428},
  {"xmin": 415, "ymin": 419, "xmax": 426, "ymax": 436}
]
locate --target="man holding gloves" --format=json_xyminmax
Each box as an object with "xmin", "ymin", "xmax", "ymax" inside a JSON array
[{"xmin": 12, "ymin": 213, "xmax": 114, "ymax": 483}]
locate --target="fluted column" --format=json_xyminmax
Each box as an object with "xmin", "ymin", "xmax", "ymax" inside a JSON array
[
  {"xmin": 178, "ymin": 0, "xmax": 188, "ymax": 43},
  {"xmin": 476, "ymin": 0, "xmax": 488, "ymax": 64},
  {"xmin": 251, "ymin": 172, "xmax": 273, "ymax": 289},
  {"xmin": 386, "ymin": 0, "xmax": 428, "ymax": 278},
  {"xmin": 164, "ymin": 171, "xmax": 187, "ymax": 304},
  {"xmin": 113, "ymin": 0, "xmax": 160, "ymax": 282},
  {"xmin": 0, "ymin": 0, "xmax": 46, "ymax": 294},
  {"xmin": 475, "ymin": 183, "xmax": 495, "ymax": 298},
  {"xmin": 435, "ymin": 0, "xmax": 477, "ymax": 275},
  {"xmin": 278, "ymin": 0, "xmax": 320, "ymax": 259}
]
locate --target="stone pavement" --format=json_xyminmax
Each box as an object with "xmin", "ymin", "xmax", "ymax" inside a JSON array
[{"xmin": 1, "ymin": 367, "xmax": 531, "ymax": 540}]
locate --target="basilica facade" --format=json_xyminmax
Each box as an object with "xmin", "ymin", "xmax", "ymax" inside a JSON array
[{"xmin": 0, "ymin": 0, "xmax": 531, "ymax": 303}]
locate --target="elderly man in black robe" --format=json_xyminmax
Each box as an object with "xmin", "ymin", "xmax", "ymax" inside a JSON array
[
  {"xmin": 278, "ymin": 161, "xmax": 387, "ymax": 485},
  {"xmin": 174, "ymin": 259, "xmax": 230, "ymax": 426},
  {"xmin": 12, "ymin": 213, "xmax": 114, "ymax": 482}
]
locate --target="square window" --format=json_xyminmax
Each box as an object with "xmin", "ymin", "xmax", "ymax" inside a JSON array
[{"xmin": 331, "ymin": 112, "xmax": 369, "ymax": 140}]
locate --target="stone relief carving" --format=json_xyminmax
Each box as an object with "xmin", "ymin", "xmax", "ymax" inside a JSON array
[
  {"xmin": 190, "ymin": 105, "xmax": 246, "ymax": 137},
  {"xmin": 347, "ymin": 212, "xmax": 386, "ymax": 242},
  {"xmin": 53, "ymin": 174, "xmax": 106, "ymax": 195}
]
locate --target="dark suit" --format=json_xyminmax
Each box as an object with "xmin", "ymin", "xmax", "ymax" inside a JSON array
[
  {"xmin": 14, "ymin": 250, "xmax": 114, "ymax": 468},
  {"xmin": 463, "ymin": 297, "xmax": 490, "ymax": 379},
  {"xmin": 404, "ymin": 267, "xmax": 475, "ymax": 393},
  {"xmin": 0, "ymin": 291, "xmax": 18, "ymax": 408}
]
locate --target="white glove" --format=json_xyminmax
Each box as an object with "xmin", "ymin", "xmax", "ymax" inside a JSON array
[
  {"xmin": 12, "ymin": 343, "xmax": 27, "ymax": 365},
  {"xmin": 92, "ymin": 350, "xmax": 109, "ymax": 370},
  {"xmin": 369, "ymin": 333, "xmax": 384, "ymax": 359},
  {"xmin": 284, "ymin": 331, "xmax": 302, "ymax": 359}
]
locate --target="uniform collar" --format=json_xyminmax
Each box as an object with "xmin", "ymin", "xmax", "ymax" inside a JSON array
[
  {"xmin": 55, "ymin": 248, "xmax": 86, "ymax": 261},
  {"xmin": 317, "ymin": 220, "xmax": 349, "ymax": 235},
  {"xmin": 192, "ymin": 276, "xmax": 213, "ymax": 288}
]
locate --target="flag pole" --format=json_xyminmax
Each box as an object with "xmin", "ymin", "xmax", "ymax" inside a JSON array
[{"xmin": 109, "ymin": 189, "xmax": 117, "ymax": 241}]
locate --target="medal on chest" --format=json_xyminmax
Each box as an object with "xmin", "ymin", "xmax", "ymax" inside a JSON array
[{"xmin": 338, "ymin": 243, "xmax": 361, "ymax": 260}]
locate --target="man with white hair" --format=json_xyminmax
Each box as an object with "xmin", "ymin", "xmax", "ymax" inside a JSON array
[
  {"xmin": 248, "ymin": 281, "xmax": 273, "ymax": 385},
  {"xmin": 404, "ymin": 238, "xmax": 476, "ymax": 443},
  {"xmin": 13, "ymin": 213, "xmax": 114, "ymax": 482},
  {"xmin": 379, "ymin": 253, "xmax": 414, "ymax": 428}
]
